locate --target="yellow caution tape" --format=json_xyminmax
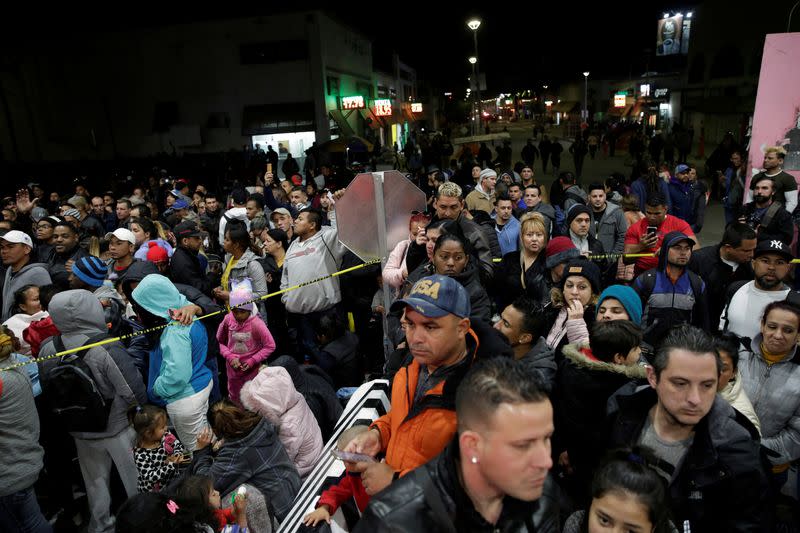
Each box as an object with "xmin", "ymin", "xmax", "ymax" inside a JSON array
[{"xmin": 0, "ymin": 259, "xmax": 382, "ymax": 372}]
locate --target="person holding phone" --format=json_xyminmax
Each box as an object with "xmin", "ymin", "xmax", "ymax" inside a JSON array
[{"xmin": 623, "ymin": 193, "xmax": 695, "ymax": 277}]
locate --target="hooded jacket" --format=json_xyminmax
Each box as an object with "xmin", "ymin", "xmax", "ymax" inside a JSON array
[
  {"xmin": 38, "ymin": 290, "xmax": 147, "ymax": 440},
  {"xmin": 3, "ymin": 310, "xmax": 49, "ymax": 355},
  {"xmin": 240, "ymin": 366, "xmax": 323, "ymax": 478},
  {"xmin": 131, "ymin": 274, "xmax": 212, "ymax": 405},
  {"xmin": 588, "ymin": 201, "xmax": 627, "ymax": 254},
  {"xmin": 271, "ymin": 355, "xmax": 343, "ymax": 442},
  {"xmin": 281, "ymin": 226, "xmax": 346, "ymax": 314},
  {"xmin": 191, "ymin": 418, "xmax": 301, "ymax": 522},
  {"xmin": 607, "ymin": 385, "xmax": 767, "ymax": 532},
  {"xmin": 494, "ymin": 213, "xmax": 521, "ymax": 256},
  {"xmin": 216, "ymin": 309, "xmax": 275, "ymax": 406},
  {"xmin": 739, "ymin": 335, "xmax": 800, "ymax": 464},
  {"xmin": 518, "ymin": 337, "xmax": 557, "ymax": 391},
  {"xmin": 556, "ymin": 343, "xmax": 647, "ymax": 496},
  {"xmin": 719, "ymin": 370, "xmax": 761, "ymax": 437},
  {"xmin": 633, "ymin": 231, "xmax": 709, "ymax": 342},
  {"xmin": 1, "ymin": 262, "xmax": 52, "ymax": 321}
]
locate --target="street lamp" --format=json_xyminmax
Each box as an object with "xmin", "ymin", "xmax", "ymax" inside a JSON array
[
  {"xmin": 467, "ymin": 18, "xmax": 482, "ymax": 133},
  {"xmin": 582, "ymin": 71, "xmax": 590, "ymax": 123},
  {"xmin": 468, "ymin": 57, "xmax": 478, "ymax": 134}
]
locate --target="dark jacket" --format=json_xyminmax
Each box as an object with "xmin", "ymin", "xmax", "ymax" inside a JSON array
[
  {"xmin": 518, "ymin": 337, "xmax": 557, "ymax": 392},
  {"xmin": 606, "ymin": 386, "xmax": 768, "ymax": 533},
  {"xmin": 687, "ymin": 244, "xmax": 753, "ymax": 325},
  {"xmin": 406, "ymin": 261, "xmax": 492, "ymax": 324},
  {"xmin": 311, "ymin": 330, "xmax": 361, "ymax": 390},
  {"xmin": 554, "ymin": 343, "xmax": 647, "ymax": 502},
  {"xmin": 191, "ymin": 418, "xmax": 300, "ymax": 522},
  {"xmin": 741, "ymin": 200, "xmax": 794, "ymax": 246},
  {"xmin": 169, "ymin": 245, "xmax": 213, "ymax": 297},
  {"xmin": 426, "ymin": 212, "xmax": 494, "ymax": 282},
  {"xmin": 271, "ymin": 355, "xmax": 342, "ymax": 442},
  {"xmin": 46, "ymin": 244, "xmax": 89, "ymax": 290},
  {"xmin": 355, "ymin": 439, "xmax": 546, "ymax": 533},
  {"xmin": 494, "ymin": 250, "xmax": 549, "ymax": 311}
]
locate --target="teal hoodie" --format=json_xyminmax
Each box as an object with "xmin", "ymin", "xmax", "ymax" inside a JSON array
[{"xmin": 131, "ymin": 274, "xmax": 211, "ymax": 404}]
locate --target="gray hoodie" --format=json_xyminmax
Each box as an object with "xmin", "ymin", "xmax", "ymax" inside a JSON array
[
  {"xmin": 2, "ymin": 261, "xmax": 52, "ymax": 321},
  {"xmin": 0, "ymin": 362, "xmax": 44, "ymax": 497},
  {"xmin": 38, "ymin": 289, "xmax": 146, "ymax": 440},
  {"xmin": 281, "ymin": 226, "xmax": 346, "ymax": 314}
]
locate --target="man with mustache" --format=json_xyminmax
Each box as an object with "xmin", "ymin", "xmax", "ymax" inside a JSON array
[
  {"xmin": 739, "ymin": 175, "xmax": 793, "ymax": 246},
  {"xmin": 720, "ymin": 239, "xmax": 793, "ymax": 340}
]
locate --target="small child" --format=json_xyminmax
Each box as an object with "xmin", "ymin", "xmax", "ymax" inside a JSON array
[
  {"xmin": 217, "ymin": 279, "xmax": 275, "ymax": 406},
  {"xmin": 0, "ymin": 327, "xmax": 41, "ymax": 396},
  {"xmin": 129, "ymin": 404, "xmax": 188, "ymax": 493},
  {"xmin": 303, "ymin": 425, "xmax": 371, "ymax": 527},
  {"xmin": 175, "ymin": 475, "xmax": 248, "ymax": 533}
]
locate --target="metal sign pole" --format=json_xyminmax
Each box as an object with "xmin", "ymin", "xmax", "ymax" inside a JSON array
[{"xmin": 372, "ymin": 172, "xmax": 393, "ymax": 360}]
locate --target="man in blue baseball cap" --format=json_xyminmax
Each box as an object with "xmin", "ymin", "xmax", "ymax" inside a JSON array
[{"xmin": 345, "ymin": 274, "xmax": 480, "ymax": 496}]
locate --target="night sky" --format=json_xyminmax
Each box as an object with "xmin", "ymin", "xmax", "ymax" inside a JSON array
[{"xmin": 2, "ymin": 2, "xmax": 691, "ymax": 92}]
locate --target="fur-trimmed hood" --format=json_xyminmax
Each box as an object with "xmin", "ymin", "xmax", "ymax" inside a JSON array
[{"xmin": 562, "ymin": 342, "xmax": 647, "ymax": 380}]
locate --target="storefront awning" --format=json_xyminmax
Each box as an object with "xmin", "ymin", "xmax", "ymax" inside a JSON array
[
  {"xmin": 329, "ymin": 109, "xmax": 355, "ymax": 137},
  {"xmin": 242, "ymin": 102, "xmax": 316, "ymax": 135}
]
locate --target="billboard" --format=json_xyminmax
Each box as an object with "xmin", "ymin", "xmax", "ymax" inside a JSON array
[
  {"xmin": 656, "ymin": 13, "xmax": 691, "ymax": 56},
  {"xmin": 747, "ymin": 33, "xmax": 800, "ymax": 189}
]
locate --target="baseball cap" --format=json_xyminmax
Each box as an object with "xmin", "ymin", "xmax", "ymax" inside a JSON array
[
  {"xmin": 105, "ymin": 228, "xmax": 136, "ymax": 245},
  {"xmin": 172, "ymin": 198, "xmax": 189, "ymax": 210},
  {"xmin": 0, "ymin": 230, "xmax": 33, "ymax": 248},
  {"xmin": 754, "ymin": 239, "xmax": 794, "ymax": 261},
  {"xmin": 674, "ymin": 164, "xmax": 690, "ymax": 175},
  {"xmin": 390, "ymin": 274, "xmax": 471, "ymax": 319},
  {"xmin": 174, "ymin": 220, "xmax": 201, "ymax": 239},
  {"xmin": 270, "ymin": 207, "xmax": 292, "ymax": 220},
  {"xmin": 664, "ymin": 232, "xmax": 695, "ymax": 249}
]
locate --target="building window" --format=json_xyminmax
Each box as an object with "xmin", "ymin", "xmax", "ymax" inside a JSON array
[
  {"xmin": 327, "ymin": 76, "xmax": 340, "ymax": 96},
  {"xmin": 240, "ymin": 40, "xmax": 309, "ymax": 65},
  {"xmin": 377, "ymin": 85, "xmax": 389, "ymax": 99}
]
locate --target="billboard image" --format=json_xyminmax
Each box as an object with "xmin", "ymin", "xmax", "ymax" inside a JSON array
[
  {"xmin": 656, "ymin": 14, "xmax": 691, "ymax": 56},
  {"xmin": 747, "ymin": 33, "xmax": 800, "ymax": 188}
]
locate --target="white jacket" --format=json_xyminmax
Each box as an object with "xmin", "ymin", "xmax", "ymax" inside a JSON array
[
  {"xmin": 2, "ymin": 311, "xmax": 49, "ymax": 355},
  {"xmin": 719, "ymin": 372, "xmax": 761, "ymax": 436},
  {"xmin": 281, "ymin": 226, "xmax": 346, "ymax": 314}
]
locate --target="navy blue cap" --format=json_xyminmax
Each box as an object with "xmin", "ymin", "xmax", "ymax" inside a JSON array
[
  {"xmin": 391, "ymin": 274, "xmax": 471, "ymax": 319},
  {"xmin": 172, "ymin": 198, "xmax": 189, "ymax": 210}
]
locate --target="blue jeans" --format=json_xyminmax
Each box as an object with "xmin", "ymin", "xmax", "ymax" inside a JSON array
[{"xmin": 0, "ymin": 486, "xmax": 53, "ymax": 533}]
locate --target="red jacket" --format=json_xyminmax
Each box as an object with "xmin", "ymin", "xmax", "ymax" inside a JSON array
[
  {"xmin": 316, "ymin": 472, "xmax": 369, "ymax": 513},
  {"xmin": 24, "ymin": 317, "xmax": 60, "ymax": 357}
]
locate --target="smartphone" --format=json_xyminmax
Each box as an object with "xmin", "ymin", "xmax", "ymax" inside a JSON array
[
  {"xmin": 331, "ymin": 450, "xmax": 376, "ymax": 463},
  {"xmin": 266, "ymin": 163, "xmax": 273, "ymax": 174},
  {"xmin": 646, "ymin": 226, "xmax": 658, "ymax": 237}
]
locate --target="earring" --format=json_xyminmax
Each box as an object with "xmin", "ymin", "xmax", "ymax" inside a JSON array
[{"xmin": 471, "ymin": 457, "xmax": 478, "ymax": 464}]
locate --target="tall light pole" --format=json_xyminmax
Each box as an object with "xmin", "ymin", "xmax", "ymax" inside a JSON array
[
  {"xmin": 469, "ymin": 57, "xmax": 478, "ymax": 135},
  {"xmin": 467, "ymin": 19, "xmax": 482, "ymax": 133},
  {"xmin": 582, "ymin": 71, "xmax": 590, "ymax": 124}
]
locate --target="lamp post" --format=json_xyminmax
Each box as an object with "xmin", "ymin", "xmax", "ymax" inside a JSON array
[
  {"xmin": 582, "ymin": 71, "xmax": 590, "ymax": 124},
  {"xmin": 469, "ymin": 56, "xmax": 478, "ymax": 135},
  {"xmin": 467, "ymin": 19, "xmax": 482, "ymax": 133}
]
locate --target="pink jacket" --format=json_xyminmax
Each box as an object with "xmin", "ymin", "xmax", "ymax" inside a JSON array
[
  {"xmin": 216, "ymin": 312, "xmax": 276, "ymax": 369},
  {"xmin": 240, "ymin": 366, "xmax": 324, "ymax": 478},
  {"xmin": 382, "ymin": 239, "xmax": 411, "ymax": 291}
]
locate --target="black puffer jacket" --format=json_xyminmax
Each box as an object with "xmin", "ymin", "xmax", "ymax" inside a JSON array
[
  {"xmin": 405, "ymin": 260, "xmax": 492, "ymax": 324},
  {"xmin": 169, "ymin": 245, "xmax": 213, "ymax": 297},
  {"xmin": 355, "ymin": 438, "xmax": 556, "ymax": 533},
  {"xmin": 494, "ymin": 250, "xmax": 549, "ymax": 310},
  {"xmin": 606, "ymin": 386, "xmax": 768, "ymax": 533}
]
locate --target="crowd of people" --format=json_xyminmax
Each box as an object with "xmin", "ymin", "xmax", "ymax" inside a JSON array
[{"xmin": 0, "ymin": 141, "xmax": 799, "ymax": 533}]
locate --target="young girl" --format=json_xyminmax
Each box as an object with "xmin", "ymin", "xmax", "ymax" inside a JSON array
[
  {"xmin": 129, "ymin": 404, "xmax": 188, "ymax": 493},
  {"xmin": 2, "ymin": 284, "xmax": 49, "ymax": 355},
  {"xmin": 217, "ymin": 279, "xmax": 275, "ymax": 406},
  {"xmin": 563, "ymin": 450, "xmax": 674, "ymax": 533},
  {"xmin": 174, "ymin": 475, "xmax": 248, "ymax": 533}
]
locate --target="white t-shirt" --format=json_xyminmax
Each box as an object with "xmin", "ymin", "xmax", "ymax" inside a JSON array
[{"xmin": 722, "ymin": 281, "xmax": 790, "ymax": 339}]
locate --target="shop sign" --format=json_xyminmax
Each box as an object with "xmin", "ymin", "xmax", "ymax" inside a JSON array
[
  {"xmin": 341, "ymin": 95, "xmax": 366, "ymax": 110},
  {"xmin": 614, "ymin": 93, "xmax": 626, "ymax": 108},
  {"xmin": 374, "ymin": 99, "xmax": 393, "ymax": 117},
  {"xmin": 411, "ymin": 102, "xmax": 423, "ymax": 113},
  {"xmin": 654, "ymin": 88, "xmax": 670, "ymax": 99}
]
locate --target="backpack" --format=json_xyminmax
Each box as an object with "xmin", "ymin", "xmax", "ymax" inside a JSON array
[{"xmin": 41, "ymin": 334, "xmax": 114, "ymax": 433}]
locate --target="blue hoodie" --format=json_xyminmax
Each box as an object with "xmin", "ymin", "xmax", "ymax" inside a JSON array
[{"xmin": 131, "ymin": 274, "xmax": 211, "ymax": 405}]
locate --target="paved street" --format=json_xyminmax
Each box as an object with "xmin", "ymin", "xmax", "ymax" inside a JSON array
[{"xmin": 486, "ymin": 118, "xmax": 726, "ymax": 246}]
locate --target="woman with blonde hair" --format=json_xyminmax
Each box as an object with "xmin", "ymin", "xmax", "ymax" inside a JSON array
[{"xmin": 494, "ymin": 212, "xmax": 549, "ymax": 310}]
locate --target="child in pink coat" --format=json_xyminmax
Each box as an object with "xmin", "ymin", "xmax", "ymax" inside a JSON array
[{"xmin": 216, "ymin": 279, "xmax": 276, "ymax": 406}]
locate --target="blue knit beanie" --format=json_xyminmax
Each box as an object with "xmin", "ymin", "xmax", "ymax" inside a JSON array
[
  {"xmin": 596, "ymin": 285, "xmax": 642, "ymax": 325},
  {"xmin": 72, "ymin": 256, "xmax": 108, "ymax": 288}
]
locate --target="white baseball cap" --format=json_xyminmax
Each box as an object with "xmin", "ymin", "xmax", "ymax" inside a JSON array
[
  {"xmin": 105, "ymin": 228, "xmax": 136, "ymax": 245},
  {"xmin": 0, "ymin": 230, "xmax": 33, "ymax": 248}
]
